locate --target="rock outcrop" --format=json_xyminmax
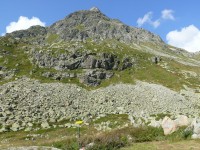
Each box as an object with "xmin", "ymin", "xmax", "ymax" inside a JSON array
[
  {"xmin": 162, "ymin": 116, "xmax": 178, "ymax": 135},
  {"xmin": 49, "ymin": 8, "xmax": 163, "ymax": 45}
]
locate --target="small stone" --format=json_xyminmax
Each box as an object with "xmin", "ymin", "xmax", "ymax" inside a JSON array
[
  {"xmin": 27, "ymin": 122, "xmax": 33, "ymax": 127},
  {"xmin": 191, "ymin": 134, "xmax": 200, "ymax": 139},
  {"xmin": 25, "ymin": 127, "xmax": 32, "ymax": 132},
  {"xmin": 64, "ymin": 123, "xmax": 72, "ymax": 128},
  {"xmin": 148, "ymin": 119, "xmax": 161, "ymax": 128},
  {"xmin": 41, "ymin": 122, "xmax": 50, "ymax": 129},
  {"xmin": 10, "ymin": 122, "xmax": 20, "ymax": 131}
]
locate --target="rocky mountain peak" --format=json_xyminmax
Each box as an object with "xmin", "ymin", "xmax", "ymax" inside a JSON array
[
  {"xmin": 3, "ymin": 7, "xmax": 164, "ymax": 46},
  {"xmin": 49, "ymin": 8, "xmax": 163, "ymax": 44},
  {"xmin": 90, "ymin": 6, "xmax": 101, "ymax": 12}
]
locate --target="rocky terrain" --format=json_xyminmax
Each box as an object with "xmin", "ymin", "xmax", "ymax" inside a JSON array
[
  {"xmin": 0, "ymin": 76, "xmax": 199, "ymax": 132},
  {"xmin": 0, "ymin": 7, "xmax": 200, "ymax": 150}
]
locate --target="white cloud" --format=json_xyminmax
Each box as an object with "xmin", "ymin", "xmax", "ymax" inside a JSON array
[
  {"xmin": 151, "ymin": 19, "xmax": 160, "ymax": 28},
  {"xmin": 5, "ymin": 16, "xmax": 45, "ymax": 33},
  {"xmin": 137, "ymin": 9, "xmax": 175, "ymax": 28},
  {"xmin": 137, "ymin": 12, "xmax": 152, "ymax": 27},
  {"xmin": 166, "ymin": 25, "xmax": 200, "ymax": 52},
  {"xmin": 162, "ymin": 9, "xmax": 175, "ymax": 20},
  {"xmin": 137, "ymin": 12, "xmax": 160, "ymax": 28}
]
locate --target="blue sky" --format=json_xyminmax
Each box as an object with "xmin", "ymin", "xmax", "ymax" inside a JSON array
[{"xmin": 1, "ymin": 0, "xmax": 200, "ymax": 52}]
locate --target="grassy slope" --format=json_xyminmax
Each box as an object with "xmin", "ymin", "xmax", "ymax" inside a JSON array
[
  {"xmin": 0, "ymin": 37, "xmax": 200, "ymax": 91},
  {"xmin": 121, "ymin": 140, "xmax": 200, "ymax": 150},
  {"xmin": 0, "ymin": 114, "xmax": 192, "ymax": 150},
  {"xmin": 1, "ymin": 37, "xmax": 200, "ymax": 149}
]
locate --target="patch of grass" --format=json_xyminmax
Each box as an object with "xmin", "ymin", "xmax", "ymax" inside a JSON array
[
  {"xmin": 166, "ymin": 127, "xmax": 188, "ymax": 142},
  {"xmin": 46, "ymin": 34, "xmax": 59, "ymax": 44},
  {"xmin": 83, "ymin": 128, "xmax": 130, "ymax": 150},
  {"xmin": 129, "ymin": 126, "xmax": 164, "ymax": 142},
  {"xmin": 1, "ymin": 37, "xmax": 200, "ymax": 92},
  {"xmin": 51, "ymin": 138, "xmax": 79, "ymax": 150},
  {"xmin": 35, "ymin": 128, "xmax": 58, "ymax": 134},
  {"xmin": 75, "ymin": 24, "xmax": 85, "ymax": 31},
  {"xmin": 0, "ymin": 123, "xmax": 193, "ymax": 150},
  {"xmin": 93, "ymin": 114, "xmax": 129, "ymax": 128},
  {"xmin": 150, "ymin": 113, "xmax": 172, "ymax": 121}
]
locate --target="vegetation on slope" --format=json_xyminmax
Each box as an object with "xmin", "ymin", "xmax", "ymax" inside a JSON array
[
  {"xmin": 0, "ymin": 114, "xmax": 192, "ymax": 150},
  {"xmin": 0, "ymin": 37, "xmax": 200, "ymax": 91}
]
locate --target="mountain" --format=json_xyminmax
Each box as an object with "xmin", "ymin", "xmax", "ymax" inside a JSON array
[
  {"xmin": 7, "ymin": 7, "xmax": 163, "ymax": 44},
  {"xmin": 49, "ymin": 7, "xmax": 163, "ymax": 44},
  {"xmin": 0, "ymin": 7, "xmax": 200, "ymax": 142}
]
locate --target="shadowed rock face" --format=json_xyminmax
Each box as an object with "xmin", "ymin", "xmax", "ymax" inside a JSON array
[
  {"xmin": 31, "ymin": 50, "xmax": 128, "ymax": 71},
  {"xmin": 6, "ymin": 26, "xmax": 47, "ymax": 39},
  {"xmin": 6, "ymin": 25, "xmax": 48, "ymax": 45}
]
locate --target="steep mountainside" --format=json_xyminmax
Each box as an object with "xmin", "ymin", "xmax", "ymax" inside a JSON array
[
  {"xmin": 1, "ymin": 7, "xmax": 199, "ymax": 87},
  {"xmin": 49, "ymin": 7, "xmax": 163, "ymax": 44},
  {"xmin": 0, "ymin": 7, "xmax": 200, "ymax": 136}
]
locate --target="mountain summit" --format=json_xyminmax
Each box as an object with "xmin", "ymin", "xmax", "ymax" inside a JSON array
[
  {"xmin": 90, "ymin": 6, "xmax": 101, "ymax": 12},
  {"xmin": 7, "ymin": 7, "xmax": 163, "ymax": 46},
  {"xmin": 49, "ymin": 7, "xmax": 163, "ymax": 44}
]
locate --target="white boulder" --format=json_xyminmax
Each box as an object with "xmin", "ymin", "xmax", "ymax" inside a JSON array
[
  {"xmin": 41, "ymin": 122, "xmax": 50, "ymax": 129},
  {"xmin": 174, "ymin": 115, "xmax": 190, "ymax": 127},
  {"xmin": 161, "ymin": 116, "xmax": 178, "ymax": 135}
]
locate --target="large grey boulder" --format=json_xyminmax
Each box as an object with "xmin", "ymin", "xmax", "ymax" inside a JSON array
[
  {"xmin": 81, "ymin": 55, "xmax": 97, "ymax": 69},
  {"xmin": 190, "ymin": 119, "xmax": 200, "ymax": 139},
  {"xmin": 193, "ymin": 123, "xmax": 200, "ymax": 135},
  {"xmin": 80, "ymin": 69, "xmax": 114, "ymax": 86}
]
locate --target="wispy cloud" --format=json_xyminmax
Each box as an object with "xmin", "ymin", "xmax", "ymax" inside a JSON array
[
  {"xmin": 137, "ymin": 12, "xmax": 153, "ymax": 27},
  {"xmin": 137, "ymin": 9, "xmax": 175, "ymax": 28},
  {"xmin": 151, "ymin": 19, "xmax": 160, "ymax": 28},
  {"xmin": 162, "ymin": 9, "xmax": 175, "ymax": 20},
  {"xmin": 137, "ymin": 12, "xmax": 160, "ymax": 28},
  {"xmin": 166, "ymin": 25, "xmax": 200, "ymax": 52},
  {"xmin": 5, "ymin": 16, "xmax": 45, "ymax": 34}
]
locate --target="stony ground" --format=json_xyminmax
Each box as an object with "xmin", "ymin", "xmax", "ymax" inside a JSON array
[{"xmin": 0, "ymin": 77, "xmax": 200, "ymax": 132}]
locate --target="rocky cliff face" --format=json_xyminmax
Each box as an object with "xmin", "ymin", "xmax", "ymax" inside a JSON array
[
  {"xmin": 7, "ymin": 7, "xmax": 163, "ymax": 46},
  {"xmin": 6, "ymin": 26, "xmax": 47, "ymax": 45},
  {"xmin": 5, "ymin": 7, "xmax": 160, "ymax": 86},
  {"xmin": 49, "ymin": 7, "xmax": 163, "ymax": 44}
]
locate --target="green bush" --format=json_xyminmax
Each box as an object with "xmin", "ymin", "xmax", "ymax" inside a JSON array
[
  {"xmin": 129, "ymin": 126, "xmax": 164, "ymax": 142},
  {"xmin": 52, "ymin": 138, "xmax": 78, "ymax": 150},
  {"xmin": 182, "ymin": 129, "xmax": 193, "ymax": 139}
]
